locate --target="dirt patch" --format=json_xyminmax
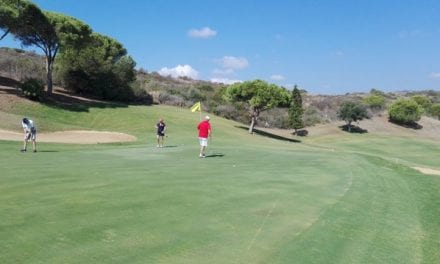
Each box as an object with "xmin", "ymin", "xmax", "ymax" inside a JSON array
[
  {"xmin": 0, "ymin": 129, "xmax": 137, "ymax": 144},
  {"xmin": 413, "ymin": 167, "xmax": 440, "ymax": 176}
]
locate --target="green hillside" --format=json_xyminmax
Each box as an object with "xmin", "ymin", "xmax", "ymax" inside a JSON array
[{"xmin": 0, "ymin": 99, "xmax": 439, "ymax": 263}]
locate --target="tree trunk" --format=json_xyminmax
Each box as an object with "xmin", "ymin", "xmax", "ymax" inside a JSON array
[
  {"xmin": 45, "ymin": 56, "xmax": 53, "ymax": 95},
  {"xmin": 249, "ymin": 117, "xmax": 256, "ymax": 134},
  {"xmin": 348, "ymin": 121, "xmax": 352, "ymax": 132}
]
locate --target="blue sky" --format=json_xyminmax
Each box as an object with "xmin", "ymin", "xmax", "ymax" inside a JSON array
[{"xmin": 2, "ymin": 0, "xmax": 440, "ymax": 94}]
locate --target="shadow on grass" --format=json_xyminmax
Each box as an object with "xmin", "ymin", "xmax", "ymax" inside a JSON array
[
  {"xmin": 235, "ymin": 126, "xmax": 301, "ymax": 143},
  {"xmin": 339, "ymin": 124, "xmax": 368, "ymax": 134},
  {"xmin": 388, "ymin": 119, "xmax": 423, "ymax": 130},
  {"xmin": 0, "ymin": 75, "xmax": 151, "ymax": 112},
  {"xmin": 40, "ymin": 90, "xmax": 130, "ymax": 112},
  {"xmin": 36, "ymin": 150, "xmax": 59, "ymax": 153},
  {"xmin": 205, "ymin": 153, "xmax": 225, "ymax": 158}
]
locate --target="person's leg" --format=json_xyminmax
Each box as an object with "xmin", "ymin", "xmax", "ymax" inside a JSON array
[
  {"xmin": 32, "ymin": 139, "xmax": 37, "ymax": 152},
  {"xmin": 199, "ymin": 138, "xmax": 207, "ymax": 157},
  {"xmin": 22, "ymin": 140, "xmax": 27, "ymax": 151},
  {"xmin": 160, "ymin": 135, "xmax": 164, "ymax": 147},
  {"xmin": 156, "ymin": 135, "xmax": 160, "ymax": 147},
  {"xmin": 22, "ymin": 133, "xmax": 28, "ymax": 151}
]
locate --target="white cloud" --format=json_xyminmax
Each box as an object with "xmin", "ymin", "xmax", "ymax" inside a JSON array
[
  {"xmin": 188, "ymin": 27, "xmax": 217, "ymax": 38},
  {"xmin": 158, "ymin": 64, "xmax": 199, "ymax": 79},
  {"xmin": 430, "ymin": 72, "xmax": 440, "ymax": 79},
  {"xmin": 220, "ymin": 56, "xmax": 249, "ymax": 69},
  {"xmin": 271, "ymin": 74, "xmax": 285, "ymax": 81},
  {"xmin": 210, "ymin": 78, "xmax": 242, "ymax": 85},
  {"xmin": 398, "ymin": 29, "xmax": 422, "ymax": 38}
]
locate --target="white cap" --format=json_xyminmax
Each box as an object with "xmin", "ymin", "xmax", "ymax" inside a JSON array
[{"xmin": 205, "ymin": 115, "xmax": 210, "ymax": 120}]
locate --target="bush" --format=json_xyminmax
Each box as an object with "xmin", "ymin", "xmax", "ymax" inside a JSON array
[
  {"xmin": 411, "ymin": 95, "xmax": 432, "ymax": 113},
  {"xmin": 429, "ymin": 103, "xmax": 440, "ymax": 120},
  {"xmin": 19, "ymin": 78, "xmax": 45, "ymax": 100},
  {"xmin": 388, "ymin": 99, "xmax": 422, "ymax": 124},
  {"xmin": 363, "ymin": 94, "xmax": 386, "ymax": 112}
]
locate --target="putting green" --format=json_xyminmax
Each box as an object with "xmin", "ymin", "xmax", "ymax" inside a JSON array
[{"xmin": 0, "ymin": 103, "xmax": 439, "ymax": 263}]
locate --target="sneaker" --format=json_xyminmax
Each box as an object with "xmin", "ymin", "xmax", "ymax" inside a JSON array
[
  {"xmin": 20, "ymin": 149, "xmax": 26, "ymax": 152},
  {"xmin": 199, "ymin": 154, "xmax": 206, "ymax": 158}
]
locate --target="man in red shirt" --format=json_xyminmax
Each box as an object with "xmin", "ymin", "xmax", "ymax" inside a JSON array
[{"xmin": 197, "ymin": 116, "xmax": 211, "ymax": 158}]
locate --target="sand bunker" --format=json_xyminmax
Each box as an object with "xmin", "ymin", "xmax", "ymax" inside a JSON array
[
  {"xmin": 0, "ymin": 129, "xmax": 136, "ymax": 144},
  {"xmin": 413, "ymin": 167, "xmax": 440, "ymax": 176}
]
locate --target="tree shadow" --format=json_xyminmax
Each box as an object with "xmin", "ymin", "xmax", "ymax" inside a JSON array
[
  {"xmin": 0, "ymin": 76, "xmax": 20, "ymax": 88},
  {"xmin": 339, "ymin": 124, "xmax": 368, "ymax": 134},
  {"xmin": 0, "ymin": 75, "xmax": 150, "ymax": 112},
  {"xmin": 388, "ymin": 119, "xmax": 423, "ymax": 130},
  {"xmin": 39, "ymin": 89, "xmax": 130, "ymax": 112},
  {"xmin": 294, "ymin": 129, "xmax": 309, "ymax": 137},
  {"xmin": 235, "ymin": 126, "xmax": 301, "ymax": 143}
]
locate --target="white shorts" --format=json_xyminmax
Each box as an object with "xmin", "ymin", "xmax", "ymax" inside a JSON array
[{"xmin": 199, "ymin": 137, "xmax": 208, "ymax": 147}]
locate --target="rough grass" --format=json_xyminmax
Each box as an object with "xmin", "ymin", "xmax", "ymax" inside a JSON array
[{"xmin": 0, "ymin": 100, "xmax": 439, "ymax": 263}]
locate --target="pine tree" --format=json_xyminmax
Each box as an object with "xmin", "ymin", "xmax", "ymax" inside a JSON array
[{"xmin": 289, "ymin": 85, "xmax": 304, "ymax": 135}]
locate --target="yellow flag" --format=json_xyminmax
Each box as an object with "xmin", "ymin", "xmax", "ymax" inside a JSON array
[{"xmin": 190, "ymin": 102, "xmax": 201, "ymax": 112}]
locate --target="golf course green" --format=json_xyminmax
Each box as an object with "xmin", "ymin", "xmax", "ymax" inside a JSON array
[{"xmin": 0, "ymin": 102, "xmax": 439, "ymax": 263}]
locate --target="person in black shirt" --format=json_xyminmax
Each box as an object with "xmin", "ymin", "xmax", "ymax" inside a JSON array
[{"xmin": 155, "ymin": 118, "xmax": 166, "ymax": 148}]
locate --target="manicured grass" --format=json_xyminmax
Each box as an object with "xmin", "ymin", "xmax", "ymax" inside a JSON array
[{"xmin": 0, "ymin": 103, "xmax": 439, "ymax": 263}]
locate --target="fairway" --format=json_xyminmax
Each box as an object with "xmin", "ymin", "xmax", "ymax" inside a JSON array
[{"xmin": 0, "ymin": 104, "xmax": 439, "ymax": 263}]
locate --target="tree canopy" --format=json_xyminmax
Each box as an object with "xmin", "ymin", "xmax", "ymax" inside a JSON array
[
  {"xmin": 56, "ymin": 32, "xmax": 136, "ymax": 100},
  {"xmin": 223, "ymin": 79, "xmax": 290, "ymax": 133},
  {"xmin": 0, "ymin": 0, "xmax": 92, "ymax": 94},
  {"xmin": 337, "ymin": 101, "xmax": 369, "ymax": 132}
]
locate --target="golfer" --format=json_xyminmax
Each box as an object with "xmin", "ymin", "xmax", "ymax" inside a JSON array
[
  {"xmin": 155, "ymin": 118, "xmax": 166, "ymax": 148},
  {"xmin": 197, "ymin": 115, "xmax": 211, "ymax": 158},
  {"xmin": 21, "ymin": 117, "xmax": 37, "ymax": 153}
]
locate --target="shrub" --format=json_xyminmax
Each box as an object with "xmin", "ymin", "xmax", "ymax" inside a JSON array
[
  {"xmin": 388, "ymin": 99, "xmax": 422, "ymax": 124},
  {"xmin": 411, "ymin": 95, "xmax": 432, "ymax": 113},
  {"xmin": 18, "ymin": 78, "xmax": 45, "ymax": 100},
  {"xmin": 429, "ymin": 103, "xmax": 440, "ymax": 120},
  {"xmin": 363, "ymin": 94, "xmax": 386, "ymax": 112}
]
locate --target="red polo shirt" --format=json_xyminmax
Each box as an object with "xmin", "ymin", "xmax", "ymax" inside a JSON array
[{"xmin": 197, "ymin": 120, "xmax": 211, "ymax": 138}]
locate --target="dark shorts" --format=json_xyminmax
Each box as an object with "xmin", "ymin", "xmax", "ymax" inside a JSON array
[
  {"xmin": 157, "ymin": 132, "xmax": 165, "ymax": 137},
  {"xmin": 25, "ymin": 128, "xmax": 37, "ymax": 140}
]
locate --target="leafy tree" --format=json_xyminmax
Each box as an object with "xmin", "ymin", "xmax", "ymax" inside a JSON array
[
  {"xmin": 411, "ymin": 95, "xmax": 432, "ymax": 113},
  {"xmin": 337, "ymin": 101, "xmax": 369, "ymax": 132},
  {"xmin": 56, "ymin": 33, "xmax": 136, "ymax": 100},
  {"xmin": 223, "ymin": 79, "xmax": 290, "ymax": 133},
  {"xmin": 429, "ymin": 103, "xmax": 440, "ymax": 120},
  {"xmin": 363, "ymin": 94, "xmax": 386, "ymax": 112},
  {"xmin": 288, "ymin": 85, "xmax": 304, "ymax": 134},
  {"xmin": 0, "ymin": 0, "xmax": 91, "ymax": 94},
  {"xmin": 388, "ymin": 99, "xmax": 422, "ymax": 124},
  {"xmin": 0, "ymin": 0, "xmax": 16, "ymax": 40}
]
